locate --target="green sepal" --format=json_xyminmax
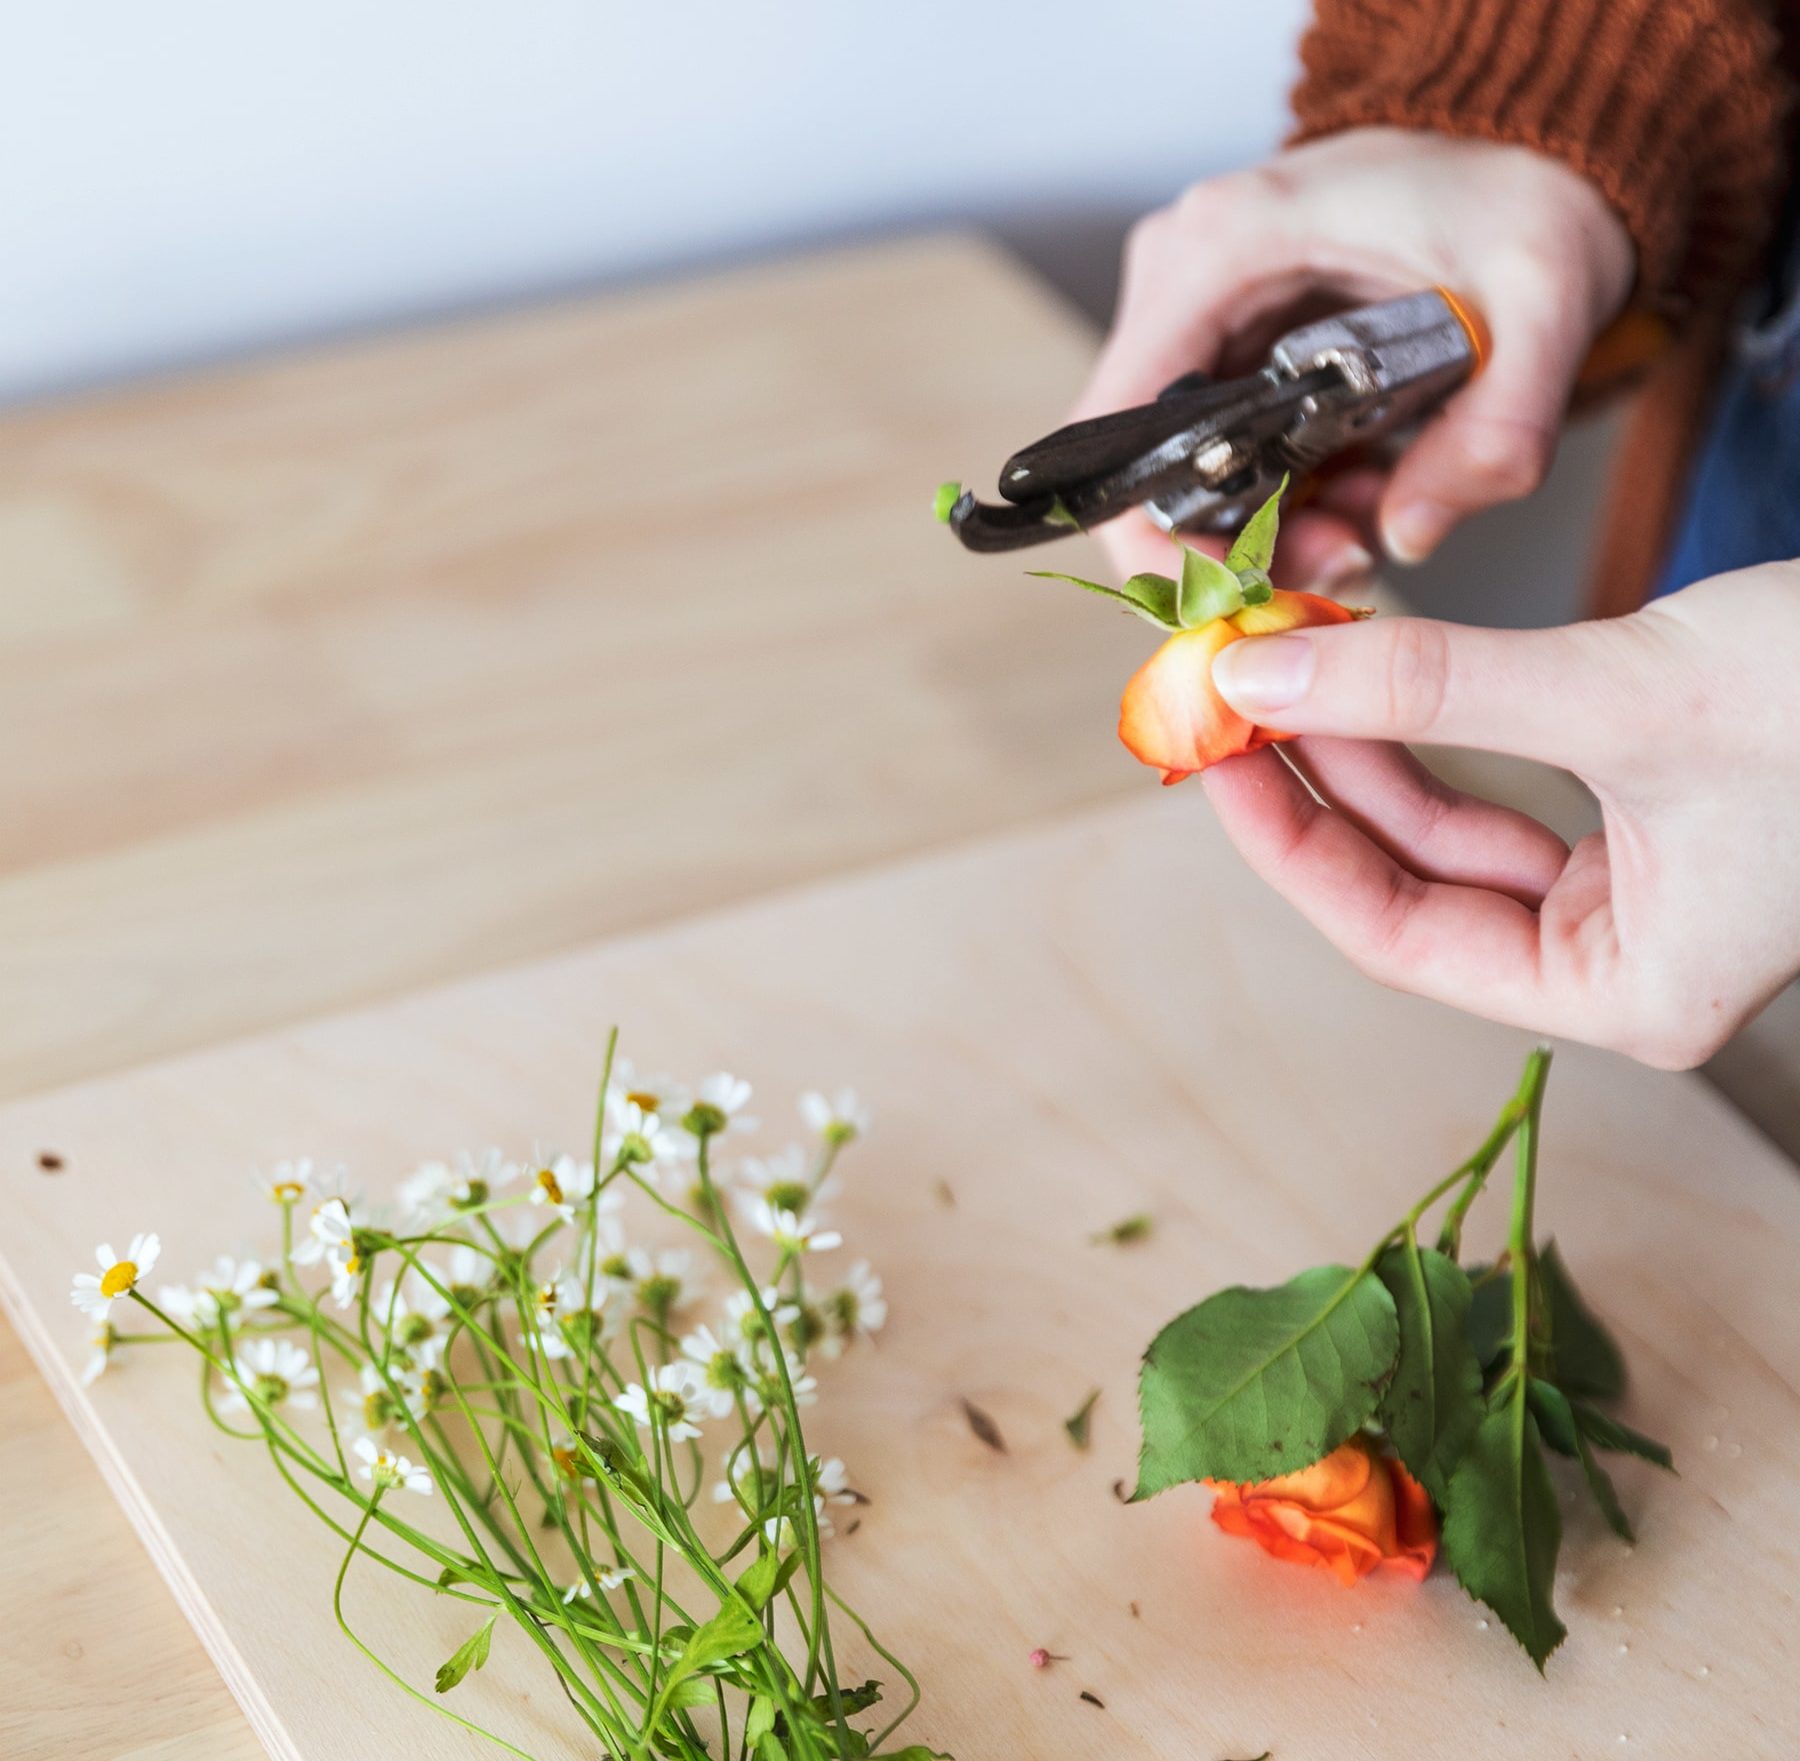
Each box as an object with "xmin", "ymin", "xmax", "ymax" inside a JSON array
[
  {"xmin": 1134, "ymin": 1263, "xmax": 1399, "ymax": 1495},
  {"xmin": 1027, "ymin": 568, "xmax": 1181, "ymax": 630},
  {"xmin": 1224, "ymin": 475, "xmax": 1289, "ymax": 576},
  {"xmin": 433, "ymin": 1612, "xmax": 496, "ymax": 1694},
  {"xmin": 1177, "ymin": 545, "xmax": 1245, "ymax": 627},
  {"xmin": 1375, "ymin": 1241, "xmax": 1483, "ymax": 1501},
  {"xmin": 1441, "ymin": 1395, "xmax": 1566, "ymax": 1670}
]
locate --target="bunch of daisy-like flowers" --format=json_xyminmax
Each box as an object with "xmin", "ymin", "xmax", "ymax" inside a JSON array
[{"xmin": 70, "ymin": 1034, "xmax": 926, "ymax": 1761}]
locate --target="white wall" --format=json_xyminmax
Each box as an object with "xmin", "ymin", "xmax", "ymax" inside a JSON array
[{"xmin": 0, "ymin": 1, "xmax": 1308, "ymax": 405}]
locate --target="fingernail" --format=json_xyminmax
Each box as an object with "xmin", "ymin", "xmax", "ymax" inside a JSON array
[
  {"xmin": 1212, "ymin": 634, "xmax": 1316, "ymax": 714},
  {"xmin": 1384, "ymin": 501, "xmax": 1451, "ymax": 566},
  {"xmin": 1316, "ymin": 544, "xmax": 1375, "ymax": 591}
]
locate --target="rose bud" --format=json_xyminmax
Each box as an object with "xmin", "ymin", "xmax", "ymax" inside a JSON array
[
  {"xmin": 1206, "ymin": 1435, "xmax": 1437, "ymax": 1586},
  {"xmin": 1019, "ymin": 479, "xmax": 1364, "ymax": 785},
  {"xmin": 1117, "ymin": 589, "xmax": 1355, "ymax": 784}
]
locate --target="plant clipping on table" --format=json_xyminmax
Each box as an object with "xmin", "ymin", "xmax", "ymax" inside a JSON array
[
  {"xmin": 1132, "ymin": 1047, "xmax": 1673, "ymax": 1669},
  {"xmin": 70, "ymin": 1035, "xmax": 936, "ymax": 1761},
  {"xmin": 934, "ymin": 473, "xmax": 1362, "ymax": 783}
]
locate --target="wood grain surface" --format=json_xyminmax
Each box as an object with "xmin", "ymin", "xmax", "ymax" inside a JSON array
[
  {"xmin": 3, "ymin": 794, "xmax": 1797, "ymax": 1759},
  {"xmin": 0, "ymin": 233, "xmax": 1152, "ymax": 1761}
]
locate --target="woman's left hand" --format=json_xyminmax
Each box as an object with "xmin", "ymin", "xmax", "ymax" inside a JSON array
[{"xmin": 1198, "ymin": 564, "xmax": 1800, "ymax": 1068}]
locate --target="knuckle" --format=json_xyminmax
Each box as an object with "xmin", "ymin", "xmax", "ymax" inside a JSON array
[
  {"xmin": 1379, "ymin": 619, "xmax": 1454, "ymax": 738},
  {"xmin": 1457, "ymin": 416, "xmax": 1551, "ymax": 499}
]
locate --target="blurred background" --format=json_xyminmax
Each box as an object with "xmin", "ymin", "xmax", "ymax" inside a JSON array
[{"xmin": 2, "ymin": 0, "xmax": 1614, "ymax": 626}]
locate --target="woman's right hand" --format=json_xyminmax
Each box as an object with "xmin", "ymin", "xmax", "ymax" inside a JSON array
[{"xmin": 1071, "ymin": 127, "xmax": 1637, "ymax": 587}]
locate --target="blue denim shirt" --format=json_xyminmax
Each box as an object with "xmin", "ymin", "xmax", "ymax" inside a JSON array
[{"xmin": 1658, "ymin": 219, "xmax": 1800, "ymax": 594}]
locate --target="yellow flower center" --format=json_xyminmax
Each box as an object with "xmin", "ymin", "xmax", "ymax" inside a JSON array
[
  {"xmin": 626, "ymin": 1089, "xmax": 659, "ymax": 1111},
  {"xmin": 272, "ymin": 1180, "xmax": 304, "ymax": 1202},
  {"xmin": 535, "ymin": 1168, "xmax": 564, "ymax": 1204},
  {"xmin": 99, "ymin": 1261, "xmax": 137, "ymax": 1298}
]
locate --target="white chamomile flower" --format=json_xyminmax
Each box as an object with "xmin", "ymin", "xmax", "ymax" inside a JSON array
[
  {"xmin": 614, "ymin": 1361, "xmax": 729, "ymax": 1443},
  {"xmin": 561, "ymin": 1562, "xmax": 635, "ymax": 1603},
  {"xmin": 182, "ymin": 1256, "xmax": 280, "ymax": 1326},
  {"xmin": 820, "ymin": 1260, "xmax": 886, "ymax": 1357},
  {"xmin": 347, "ymin": 1359, "xmax": 437, "ymax": 1428},
  {"xmin": 627, "ymin": 1245, "xmax": 694, "ymax": 1318},
  {"xmin": 722, "ymin": 1285, "xmax": 799, "ymax": 1358},
  {"xmin": 253, "ymin": 1158, "xmax": 319, "ymax": 1206},
  {"xmin": 527, "ymin": 1151, "xmax": 597, "ymax": 1223},
  {"xmin": 443, "ymin": 1243, "xmax": 493, "ymax": 1308},
  {"xmin": 799, "ymin": 1088, "xmax": 870, "ymax": 1145},
  {"xmin": 353, "ymin": 1435, "xmax": 432, "ymax": 1496},
  {"xmin": 290, "ymin": 1184, "xmax": 354, "ymax": 1266},
  {"xmin": 735, "ymin": 1144, "xmax": 832, "ymax": 1216},
  {"xmin": 81, "ymin": 1322, "xmax": 116, "ymax": 1386},
  {"xmin": 808, "ymin": 1455, "xmax": 859, "ymax": 1538},
  {"xmin": 400, "ymin": 1148, "xmax": 517, "ymax": 1224},
  {"xmin": 693, "ymin": 1072, "xmax": 757, "ymax": 1135},
  {"xmin": 609, "ymin": 1101, "xmax": 688, "ymax": 1176},
  {"xmin": 608, "ymin": 1058, "xmax": 692, "ymax": 1127},
  {"xmin": 70, "ymin": 1233, "xmax": 161, "ymax": 1321},
  {"xmin": 680, "ymin": 1323, "xmax": 753, "ymax": 1404},
  {"xmin": 373, "ymin": 1277, "xmax": 450, "ymax": 1367},
  {"xmin": 747, "ymin": 1200, "xmax": 841, "ymax": 1257},
  {"xmin": 223, "ymin": 1337, "xmax": 319, "ymax": 1413}
]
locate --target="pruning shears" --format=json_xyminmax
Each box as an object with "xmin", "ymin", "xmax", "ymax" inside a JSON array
[{"xmin": 944, "ymin": 287, "xmax": 1486, "ymax": 553}]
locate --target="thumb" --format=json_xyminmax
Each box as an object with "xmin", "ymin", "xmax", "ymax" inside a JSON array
[{"xmin": 1210, "ymin": 615, "xmax": 1643, "ymax": 771}]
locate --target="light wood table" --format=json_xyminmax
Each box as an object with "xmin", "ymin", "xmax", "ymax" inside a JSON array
[
  {"xmin": 0, "ymin": 233, "xmax": 1155, "ymax": 1761},
  {"xmin": 2, "ymin": 233, "xmax": 1795, "ymax": 1761}
]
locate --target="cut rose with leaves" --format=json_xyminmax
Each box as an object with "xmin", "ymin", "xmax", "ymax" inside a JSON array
[
  {"xmin": 1005, "ymin": 477, "xmax": 1365, "ymax": 784},
  {"xmin": 1208, "ymin": 1434, "xmax": 1437, "ymax": 1586},
  {"xmin": 1119, "ymin": 590, "xmax": 1356, "ymax": 783}
]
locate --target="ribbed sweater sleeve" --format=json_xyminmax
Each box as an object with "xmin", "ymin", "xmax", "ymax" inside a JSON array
[{"xmin": 1291, "ymin": 0, "xmax": 1795, "ymax": 318}]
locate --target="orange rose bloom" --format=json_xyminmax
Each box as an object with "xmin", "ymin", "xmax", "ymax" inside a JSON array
[
  {"xmin": 1208, "ymin": 1435, "xmax": 1437, "ymax": 1586},
  {"xmin": 1117, "ymin": 589, "xmax": 1355, "ymax": 784}
]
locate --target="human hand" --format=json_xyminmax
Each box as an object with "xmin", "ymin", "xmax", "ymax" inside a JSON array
[
  {"xmin": 1198, "ymin": 565, "xmax": 1800, "ymax": 1069},
  {"xmin": 1073, "ymin": 127, "xmax": 1635, "ymax": 587}
]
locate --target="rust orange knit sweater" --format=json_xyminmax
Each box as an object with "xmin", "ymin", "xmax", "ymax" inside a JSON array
[{"xmin": 1292, "ymin": 0, "xmax": 1797, "ymax": 321}]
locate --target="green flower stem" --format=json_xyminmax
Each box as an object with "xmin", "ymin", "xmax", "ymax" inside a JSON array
[
  {"xmin": 332, "ymin": 1495, "xmax": 544, "ymax": 1761},
  {"xmin": 1506, "ymin": 1049, "xmax": 1552, "ymax": 1385}
]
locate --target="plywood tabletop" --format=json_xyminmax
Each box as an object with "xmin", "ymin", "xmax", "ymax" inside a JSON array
[
  {"xmin": 3, "ymin": 794, "xmax": 1798, "ymax": 1760},
  {"xmin": 0, "ymin": 232, "xmax": 1156, "ymax": 1761}
]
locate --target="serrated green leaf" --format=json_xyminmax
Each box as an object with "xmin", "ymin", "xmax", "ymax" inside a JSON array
[
  {"xmin": 1528, "ymin": 1379, "xmax": 1637, "ymax": 1540},
  {"xmin": 1223, "ymin": 475, "xmax": 1289, "ymax": 576},
  {"xmin": 1177, "ymin": 545, "xmax": 1245, "ymax": 627},
  {"xmin": 650, "ymin": 1597, "xmax": 764, "ymax": 1727},
  {"xmin": 756, "ymin": 1733, "xmax": 789, "ymax": 1761},
  {"xmin": 1526, "ymin": 1376, "xmax": 1579, "ymax": 1455},
  {"xmin": 1538, "ymin": 1240, "xmax": 1625, "ymax": 1400},
  {"xmin": 933, "ymin": 481, "xmax": 963, "ymax": 523},
  {"xmin": 736, "ymin": 1546, "xmax": 802, "ymax": 1612},
  {"xmin": 665, "ymin": 1675, "xmax": 726, "ymax": 1709},
  {"xmin": 1465, "ymin": 1265, "xmax": 1512, "ymax": 1371},
  {"xmin": 1026, "ymin": 569, "xmax": 1180, "ymax": 631},
  {"xmin": 1441, "ymin": 1397, "xmax": 1566, "ymax": 1670},
  {"xmin": 1376, "ymin": 1241, "xmax": 1482, "ymax": 1501},
  {"xmin": 433, "ymin": 1612, "xmax": 496, "ymax": 1694},
  {"xmin": 1135, "ymin": 1264, "xmax": 1399, "ymax": 1494},
  {"xmin": 1571, "ymin": 1401, "xmax": 1674, "ymax": 1471}
]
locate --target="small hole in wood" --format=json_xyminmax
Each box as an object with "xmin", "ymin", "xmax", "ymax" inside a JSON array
[{"xmin": 37, "ymin": 1151, "xmax": 65, "ymax": 1172}]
